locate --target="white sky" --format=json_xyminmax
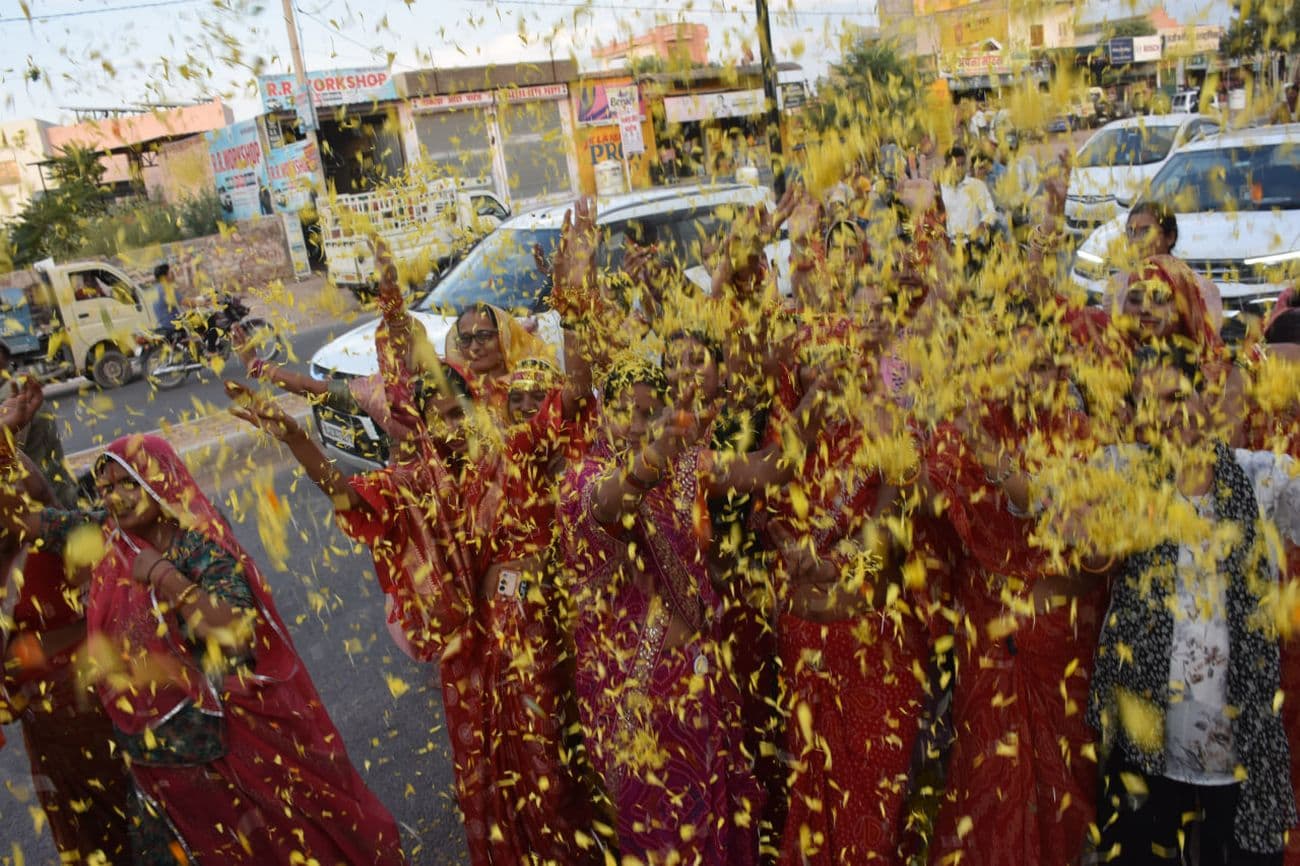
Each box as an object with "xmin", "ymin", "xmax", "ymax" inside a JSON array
[{"xmin": 0, "ymin": 0, "xmax": 1229, "ymax": 125}]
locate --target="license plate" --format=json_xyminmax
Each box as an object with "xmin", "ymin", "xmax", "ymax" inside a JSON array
[{"xmin": 319, "ymin": 419, "xmax": 355, "ymax": 447}]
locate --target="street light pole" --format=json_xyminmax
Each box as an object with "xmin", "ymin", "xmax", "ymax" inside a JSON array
[
  {"xmin": 755, "ymin": 0, "xmax": 785, "ymax": 197},
  {"xmin": 281, "ymin": 0, "xmax": 317, "ymax": 131}
]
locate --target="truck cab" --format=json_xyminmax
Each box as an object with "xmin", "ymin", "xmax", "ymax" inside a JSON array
[
  {"xmin": 317, "ymin": 178, "xmax": 510, "ymax": 296},
  {"xmin": 5, "ymin": 259, "xmax": 158, "ymax": 388}
]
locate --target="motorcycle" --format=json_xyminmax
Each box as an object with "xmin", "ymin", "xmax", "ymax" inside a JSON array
[{"xmin": 141, "ymin": 294, "xmax": 285, "ymax": 390}]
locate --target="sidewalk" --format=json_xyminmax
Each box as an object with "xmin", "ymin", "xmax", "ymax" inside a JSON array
[{"xmin": 245, "ymin": 270, "xmax": 365, "ymax": 333}]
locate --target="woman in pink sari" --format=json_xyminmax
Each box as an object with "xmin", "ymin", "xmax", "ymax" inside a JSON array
[{"xmin": 0, "ymin": 433, "xmax": 405, "ymax": 866}]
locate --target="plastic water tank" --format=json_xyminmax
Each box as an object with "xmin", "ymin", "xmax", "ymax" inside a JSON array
[{"xmin": 595, "ymin": 160, "xmax": 625, "ymax": 197}]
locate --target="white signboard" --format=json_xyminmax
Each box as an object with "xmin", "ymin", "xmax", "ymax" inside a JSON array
[
  {"xmin": 281, "ymin": 212, "xmax": 312, "ymax": 280},
  {"xmin": 410, "ymin": 91, "xmax": 495, "ymax": 113},
  {"xmin": 500, "ymin": 83, "xmax": 569, "ymax": 103},
  {"xmin": 617, "ymin": 115, "xmax": 645, "ymax": 156},
  {"xmin": 663, "ymin": 89, "xmax": 767, "ymax": 124},
  {"xmin": 609, "ymin": 86, "xmax": 645, "ymax": 156},
  {"xmin": 1133, "ymin": 35, "xmax": 1163, "ymax": 61},
  {"xmin": 260, "ymin": 68, "xmax": 397, "ymax": 113}
]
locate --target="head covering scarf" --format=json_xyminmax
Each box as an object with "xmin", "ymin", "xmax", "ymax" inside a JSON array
[
  {"xmin": 444, "ymin": 303, "xmax": 552, "ymax": 376},
  {"xmin": 508, "ymin": 356, "xmax": 563, "ymax": 395},
  {"xmin": 1126, "ymin": 254, "xmax": 1223, "ymax": 352}
]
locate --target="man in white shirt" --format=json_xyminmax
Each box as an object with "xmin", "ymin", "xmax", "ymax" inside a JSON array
[{"xmin": 940, "ymin": 146, "xmax": 999, "ymax": 269}]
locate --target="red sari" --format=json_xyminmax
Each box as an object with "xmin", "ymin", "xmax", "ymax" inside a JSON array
[
  {"xmin": 1, "ymin": 545, "xmax": 132, "ymax": 863},
  {"xmin": 925, "ymin": 407, "xmax": 1102, "ymax": 866},
  {"xmin": 339, "ymin": 342, "xmax": 599, "ymax": 866},
  {"xmin": 85, "ymin": 434, "xmax": 405, "ymax": 865},
  {"xmin": 757, "ymin": 416, "xmax": 928, "ymax": 866}
]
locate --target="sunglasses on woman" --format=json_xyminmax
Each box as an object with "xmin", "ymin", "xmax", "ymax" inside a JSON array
[{"xmin": 455, "ymin": 329, "xmax": 499, "ymax": 349}]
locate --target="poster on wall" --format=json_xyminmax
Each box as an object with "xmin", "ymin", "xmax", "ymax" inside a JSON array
[
  {"xmin": 576, "ymin": 80, "xmax": 643, "ymax": 126},
  {"xmin": 280, "ymin": 212, "xmax": 313, "ymax": 279},
  {"xmin": 267, "ymin": 139, "xmax": 323, "ymax": 212},
  {"xmin": 206, "ymin": 119, "xmax": 271, "ymax": 222}
]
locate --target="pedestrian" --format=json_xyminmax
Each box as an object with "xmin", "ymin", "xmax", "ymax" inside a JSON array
[{"xmin": 0, "ymin": 431, "xmax": 407, "ymax": 866}]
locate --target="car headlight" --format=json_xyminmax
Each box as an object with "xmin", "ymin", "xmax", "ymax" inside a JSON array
[{"xmin": 1243, "ymin": 249, "xmax": 1300, "ymax": 266}]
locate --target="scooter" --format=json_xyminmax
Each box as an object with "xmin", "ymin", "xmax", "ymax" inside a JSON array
[{"xmin": 140, "ymin": 294, "xmax": 285, "ymax": 390}]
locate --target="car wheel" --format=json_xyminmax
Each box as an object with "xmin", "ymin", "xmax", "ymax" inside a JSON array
[{"xmin": 91, "ymin": 347, "xmax": 131, "ymax": 389}]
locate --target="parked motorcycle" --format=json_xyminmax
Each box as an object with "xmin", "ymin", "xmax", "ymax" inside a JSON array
[{"xmin": 141, "ymin": 294, "xmax": 284, "ymax": 390}]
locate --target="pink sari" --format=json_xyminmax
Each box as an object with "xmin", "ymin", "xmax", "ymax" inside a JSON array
[
  {"xmin": 561, "ymin": 442, "xmax": 763, "ymax": 865},
  {"xmin": 87, "ymin": 434, "xmax": 405, "ymax": 865}
]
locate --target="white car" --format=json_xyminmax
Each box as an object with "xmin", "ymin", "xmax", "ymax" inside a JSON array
[
  {"xmin": 1065, "ymin": 114, "xmax": 1219, "ymax": 236},
  {"xmin": 309, "ymin": 182, "xmax": 791, "ymax": 468},
  {"xmin": 1071, "ymin": 123, "xmax": 1300, "ymax": 320}
]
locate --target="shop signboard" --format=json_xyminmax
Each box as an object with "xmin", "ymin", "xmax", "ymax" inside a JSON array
[
  {"xmin": 663, "ymin": 89, "xmax": 766, "ymax": 124},
  {"xmin": 1108, "ymin": 37, "xmax": 1135, "ymax": 64},
  {"xmin": 954, "ymin": 52, "xmax": 1011, "ymax": 76},
  {"xmin": 610, "ymin": 87, "xmax": 645, "ymax": 157},
  {"xmin": 410, "ymin": 91, "xmax": 494, "ymax": 113},
  {"xmin": 1133, "ymin": 35, "xmax": 1163, "ymax": 61},
  {"xmin": 206, "ymin": 119, "xmax": 271, "ymax": 222},
  {"xmin": 779, "ymin": 81, "xmax": 808, "ymax": 110},
  {"xmin": 500, "ymin": 83, "xmax": 569, "ymax": 104},
  {"xmin": 260, "ymin": 67, "xmax": 397, "ymax": 113},
  {"xmin": 938, "ymin": 1, "xmax": 1008, "ymax": 52},
  {"xmin": 281, "ymin": 212, "xmax": 313, "ymax": 279},
  {"xmin": 266, "ymin": 139, "xmax": 323, "ymax": 212}
]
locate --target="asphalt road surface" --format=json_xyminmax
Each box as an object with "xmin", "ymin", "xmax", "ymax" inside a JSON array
[
  {"xmin": 43, "ymin": 320, "xmax": 355, "ymax": 457},
  {"xmin": 0, "ymin": 465, "xmax": 469, "ymax": 866}
]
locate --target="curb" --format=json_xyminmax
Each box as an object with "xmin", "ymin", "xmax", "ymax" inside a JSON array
[{"xmin": 66, "ymin": 395, "xmax": 314, "ymax": 490}]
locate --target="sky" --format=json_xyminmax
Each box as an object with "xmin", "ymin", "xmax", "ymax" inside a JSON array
[{"xmin": 0, "ymin": 0, "xmax": 1232, "ymax": 125}]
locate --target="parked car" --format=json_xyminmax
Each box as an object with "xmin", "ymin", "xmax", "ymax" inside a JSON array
[
  {"xmin": 1064, "ymin": 113, "xmax": 1218, "ymax": 236},
  {"xmin": 1071, "ymin": 123, "xmax": 1300, "ymax": 320},
  {"xmin": 308, "ymin": 182, "xmax": 792, "ymax": 468}
]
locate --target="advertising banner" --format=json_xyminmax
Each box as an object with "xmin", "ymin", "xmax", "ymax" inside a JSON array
[
  {"xmin": 663, "ymin": 89, "xmax": 766, "ymax": 124},
  {"xmin": 410, "ymin": 91, "xmax": 494, "ymax": 113},
  {"xmin": 575, "ymin": 79, "xmax": 642, "ymax": 125},
  {"xmin": 206, "ymin": 119, "xmax": 271, "ymax": 222},
  {"xmin": 260, "ymin": 67, "xmax": 397, "ymax": 113},
  {"xmin": 938, "ymin": 1, "xmax": 1008, "ymax": 52},
  {"xmin": 1109, "ymin": 37, "xmax": 1135, "ymax": 64},
  {"xmin": 266, "ymin": 139, "xmax": 323, "ymax": 212}
]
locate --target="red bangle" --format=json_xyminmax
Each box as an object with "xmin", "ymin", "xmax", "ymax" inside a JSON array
[{"xmin": 248, "ymin": 358, "xmax": 267, "ymax": 379}]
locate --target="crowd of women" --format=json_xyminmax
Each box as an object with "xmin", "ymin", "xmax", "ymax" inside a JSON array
[{"xmin": 1, "ymin": 128, "xmax": 1300, "ymax": 866}]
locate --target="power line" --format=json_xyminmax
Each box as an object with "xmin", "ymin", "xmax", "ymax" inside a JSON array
[
  {"xmin": 0, "ymin": 0, "xmax": 200, "ymax": 25},
  {"xmin": 484, "ymin": 0, "xmax": 872, "ymax": 15},
  {"xmin": 294, "ymin": 7, "xmax": 421, "ymax": 70}
]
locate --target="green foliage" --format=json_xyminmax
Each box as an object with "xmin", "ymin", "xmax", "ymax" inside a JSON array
[
  {"xmin": 1106, "ymin": 19, "xmax": 1158, "ymax": 38},
  {"xmin": 7, "ymin": 145, "xmax": 109, "ymax": 267},
  {"xmin": 1224, "ymin": 0, "xmax": 1300, "ymax": 57},
  {"xmin": 177, "ymin": 189, "xmax": 223, "ymax": 238},
  {"xmin": 812, "ymin": 38, "xmax": 919, "ymax": 133}
]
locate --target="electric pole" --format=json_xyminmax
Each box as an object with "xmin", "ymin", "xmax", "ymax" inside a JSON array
[
  {"xmin": 756, "ymin": 0, "xmax": 785, "ymax": 197},
  {"xmin": 281, "ymin": 0, "xmax": 317, "ymax": 131}
]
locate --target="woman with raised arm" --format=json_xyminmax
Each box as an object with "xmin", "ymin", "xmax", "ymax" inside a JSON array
[
  {"xmin": 559, "ymin": 345, "xmax": 822, "ymax": 865},
  {"xmin": 231, "ymin": 230, "xmax": 605, "ymax": 866},
  {"xmin": 0, "ymin": 428, "xmax": 405, "ymax": 866}
]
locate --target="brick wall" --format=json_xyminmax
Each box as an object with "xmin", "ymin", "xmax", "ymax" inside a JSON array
[{"xmin": 0, "ymin": 215, "xmax": 295, "ymax": 305}]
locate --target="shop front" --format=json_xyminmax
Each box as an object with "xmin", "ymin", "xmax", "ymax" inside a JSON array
[
  {"xmin": 496, "ymin": 83, "xmax": 578, "ymax": 207},
  {"xmin": 571, "ymin": 77, "xmax": 655, "ymax": 194},
  {"xmin": 260, "ymin": 67, "xmax": 406, "ymax": 195}
]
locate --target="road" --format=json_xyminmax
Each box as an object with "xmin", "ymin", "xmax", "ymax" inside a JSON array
[
  {"xmin": 43, "ymin": 320, "xmax": 361, "ymax": 456},
  {"xmin": 0, "ymin": 463, "xmax": 469, "ymax": 866}
]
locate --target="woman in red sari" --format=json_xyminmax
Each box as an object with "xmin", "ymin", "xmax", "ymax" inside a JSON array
[
  {"xmin": 559, "ymin": 352, "xmax": 822, "ymax": 865},
  {"xmin": 755, "ymin": 333, "xmax": 929, "ymax": 866},
  {"xmin": 0, "ymin": 443, "xmax": 132, "ymax": 864},
  {"xmin": 924, "ymin": 326, "xmax": 1104, "ymax": 866},
  {"xmin": 231, "ymin": 233, "xmax": 603, "ymax": 866},
  {"xmin": 0, "ymin": 433, "xmax": 406, "ymax": 866}
]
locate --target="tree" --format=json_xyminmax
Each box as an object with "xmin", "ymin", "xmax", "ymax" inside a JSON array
[
  {"xmin": 1107, "ymin": 19, "xmax": 1158, "ymax": 38},
  {"xmin": 6, "ymin": 145, "xmax": 109, "ymax": 267},
  {"xmin": 814, "ymin": 38, "xmax": 920, "ymax": 132},
  {"xmin": 1224, "ymin": 0, "xmax": 1300, "ymax": 57}
]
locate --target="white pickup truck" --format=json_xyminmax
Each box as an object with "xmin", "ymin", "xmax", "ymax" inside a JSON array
[{"xmin": 318, "ymin": 178, "xmax": 511, "ymax": 295}]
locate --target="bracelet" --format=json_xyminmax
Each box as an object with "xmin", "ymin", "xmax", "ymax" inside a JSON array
[
  {"xmin": 1079, "ymin": 556, "xmax": 1117, "ymax": 575},
  {"xmin": 247, "ymin": 358, "xmax": 267, "ymax": 379},
  {"xmin": 172, "ymin": 581, "xmax": 202, "ymax": 608},
  {"xmin": 146, "ymin": 556, "xmax": 173, "ymax": 588},
  {"xmin": 984, "ymin": 464, "xmax": 1015, "ymax": 486}
]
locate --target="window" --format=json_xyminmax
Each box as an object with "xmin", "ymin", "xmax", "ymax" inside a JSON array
[
  {"xmin": 72, "ymin": 269, "xmax": 135, "ymax": 305},
  {"xmin": 1030, "ymin": 24, "xmax": 1044, "ymax": 47},
  {"xmin": 471, "ymin": 195, "xmax": 509, "ymax": 220},
  {"xmin": 1144, "ymin": 143, "xmax": 1300, "ymax": 213}
]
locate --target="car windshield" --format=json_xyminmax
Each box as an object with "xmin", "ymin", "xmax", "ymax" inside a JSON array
[
  {"xmin": 1144, "ymin": 142, "xmax": 1300, "ymax": 213},
  {"xmin": 1076, "ymin": 125, "xmax": 1180, "ymax": 167},
  {"xmin": 419, "ymin": 227, "xmax": 560, "ymax": 314}
]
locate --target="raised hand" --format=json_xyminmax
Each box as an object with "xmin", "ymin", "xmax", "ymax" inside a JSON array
[
  {"xmin": 0, "ymin": 376, "xmax": 44, "ymax": 434},
  {"xmin": 550, "ymin": 197, "xmax": 599, "ymax": 318},
  {"xmin": 225, "ymin": 381, "xmax": 303, "ymax": 443},
  {"xmin": 371, "ymin": 236, "xmax": 405, "ymax": 325}
]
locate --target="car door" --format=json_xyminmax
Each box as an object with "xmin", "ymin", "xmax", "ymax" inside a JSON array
[{"xmin": 65, "ymin": 266, "xmax": 149, "ymax": 357}]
